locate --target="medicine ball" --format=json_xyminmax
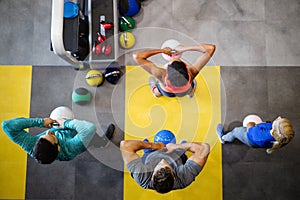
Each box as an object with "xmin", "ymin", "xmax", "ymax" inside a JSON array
[
  {"xmin": 85, "ymin": 70, "xmax": 104, "ymax": 87},
  {"xmin": 72, "ymin": 87, "xmax": 92, "ymax": 105},
  {"xmin": 242, "ymin": 114, "xmax": 263, "ymax": 127},
  {"xmin": 64, "ymin": 2, "xmax": 79, "ymax": 18},
  {"xmin": 105, "ymin": 66, "xmax": 122, "ymax": 85},
  {"xmin": 119, "ymin": 32, "xmax": 135, "ymax": 49},
  {"xmin": 118, "ymin": 0, "xmax": 141, "ymax": 17},
  {"xmin": 154, "ymin": 130, "xmax": 176, "ymax": 145},
  {"xmin": 50, "ymin": 106, "xmax": 74, "ymax": 120},
  {"xmin": 120, "ymin": 16, "xmax": 135, "ymax": 31}
]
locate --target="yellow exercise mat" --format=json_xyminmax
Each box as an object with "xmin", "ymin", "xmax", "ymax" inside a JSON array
[
  {"xmin": 0, "ymin": 66, "xmax": 32, "ymax": 199},
  {"xmin": 124, "ymin": 66, "xmax": 222, "ymax": 200}
]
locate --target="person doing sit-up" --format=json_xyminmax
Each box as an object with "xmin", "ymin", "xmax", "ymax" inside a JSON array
[
  {"xmin": 133, "ymin": 43, "xmax": 216, "ymax": 97},
  {"xmin": 120, "ymin": 138, "xmax": 210, "ymax": 193}
]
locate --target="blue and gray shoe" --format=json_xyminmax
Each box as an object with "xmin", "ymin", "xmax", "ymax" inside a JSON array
[
  {"xmin": 216, "ymin": 124, "xmax": 225, "ymax": 144},
  {"xmin": 143, "ymin": 138, "xmax": 152, "ymax": 153}
]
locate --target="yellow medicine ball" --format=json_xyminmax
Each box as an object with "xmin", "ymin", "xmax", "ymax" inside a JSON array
[
  {"xmin": 85, "ymin": 70, "xmax": 104, "ymax": 87},
  {"xmin": 119, "ymin": 32, "xmax": 135, "ymax": 49}
]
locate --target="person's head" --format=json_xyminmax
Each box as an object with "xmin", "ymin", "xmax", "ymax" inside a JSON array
[
  {"xmin": 152, "ymin": 159, "xmax": 175, "ymax": 193},
  {"xmin": 271, "ymin": 116, "xmax": 295, "ymax": 144},
  {"xmin": 33, "ymin": 131, "xmax": 60, "ymax": 164},
  {"xmin": 166, "ymin": 58, "xmax": 189, "ymax": 87}
]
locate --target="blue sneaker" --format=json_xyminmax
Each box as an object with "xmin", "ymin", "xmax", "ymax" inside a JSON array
[
  {"xmin": 188, "ymin": 79, "xmax": 197, "ymax": 98},
  {"xmin": 143, "ymin": 138, "xmax": 152, "ymax": 153},
  {"xmin": 149, "ymin": 77, "xmax": 159, "ymax": 97},
  {"xmin": 178, "ymin": 140, "xmax": 187, "ymax": 154},
  {"xmin": 216, "ymin": 124, "xmax": 225, "ymax": 144},
  {"xmin": 180, "ymin": 140, "xmax": 187, "ymax": 144}
]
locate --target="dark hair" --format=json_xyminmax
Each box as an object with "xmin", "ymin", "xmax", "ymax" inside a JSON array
[
  {"xmin": 167, "ymin": 61, "xmax": 189, "ymax": 87},
  {"xmin": 152, "ymin": 167, "xmax": 174, "ymax": 193},
  {"xmin": 33, "ymin": 138, "xmax": 59, "ymax": 164}
]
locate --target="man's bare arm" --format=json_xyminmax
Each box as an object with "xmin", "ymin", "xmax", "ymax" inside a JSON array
[
  {"xmin": 133, "ymin": 48, "xmax": 171, "ymax": 80},
  {"xmin": 166, "ymin": 142, "xmax": 210, "ymax": 167},
  {"xmin": 175, "ymin": 44, "xmax": 216, "ymax": 80},
  {"xmin": 120, "ymin": 140, "xmax": 165, "ymax": 164}
]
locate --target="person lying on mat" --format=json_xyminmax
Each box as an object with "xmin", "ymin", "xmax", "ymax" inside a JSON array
[
  {"xmin": 216, "ymin": 116, "xmax": 295, "ymax": 154},
  {"xmin": 120, "ymin": 139, "xmax": 210, "ymax": 193},
  {"xmin": 1, "ymin": 106, "xmax": 115, "ymax": 164},
  {"xmin": 133, "ymin": 43, "xmax": 216, "ymax": 98}
]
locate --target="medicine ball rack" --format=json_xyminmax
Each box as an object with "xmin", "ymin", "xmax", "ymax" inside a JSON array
[{"xmin": 51, "ymin": 0, "xmax": 119, "ymax": 70}]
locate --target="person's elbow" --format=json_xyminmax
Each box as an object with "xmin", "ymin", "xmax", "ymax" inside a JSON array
[
  {"xmin": 120, "ymin": 140, "xmax": 128, "ymax": 151},
  {"xmin": 90, "ymin": 124, "xmax": 97, "ymax": 133},
  {"xmin": 1, "ymin": 120, "xmax": 8, "ymax": 131},
  {"xmin": 120, "ymin": 140, "xmax": 137, "ymax": 153},
  {"xmin": 133, "ymin": 52, "xmax": 146, "ymax": 64},
  {"xmin": 1, "ymin": 120, "xmax": 13, "ymax": 133},
  {"xmin": 133, "ymin": 53, "xmax": 140, "ymax": 63},
  {"xmin": 207, "ymin": 44, "xmax": 216, "ymax": 57},
  {"xmin": 199, "ymin": 142, "xmax": 210, "ymax": 156}
]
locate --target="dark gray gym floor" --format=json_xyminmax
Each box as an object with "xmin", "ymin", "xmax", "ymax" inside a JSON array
[
  {"xmin": 1, "ymin": 0, "xmax": 300, "ymax": 199},
  {"xmin": 26, "ymin": 65, "xmax": 300, "ymax": 200}
]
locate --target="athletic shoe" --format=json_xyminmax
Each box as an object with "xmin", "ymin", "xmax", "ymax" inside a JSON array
[
  {"xmin": 149, "ymin": 77, "xmax": 158, "ymax": 97},
  {"xmin": 105, "ymin": 124, "xmax": 115, "ymax": 140},
  {"xmin": 143, "ymin": 138, "xmax": 152, "ymax": 153},
  {"xmin": 216, "ymin": 124, "xmax": 225, "ymax": 144},
  {"xmin": 178, "ymin": 140, "xmax": 187, "ymax": 154},
  {"xmin": 179, "ymin": 140, "xmax": 187, "ymax": 144},
  {"xmin": 188, "ymin": 79, "xmax": 197, "ymax": 98}
]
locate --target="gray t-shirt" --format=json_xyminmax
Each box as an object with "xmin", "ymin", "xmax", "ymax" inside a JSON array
[{"xmin": 126, "ymin": 151, "xmax": 202, "ymax": 190}]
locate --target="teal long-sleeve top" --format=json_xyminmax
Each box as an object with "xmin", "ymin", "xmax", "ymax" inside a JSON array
[{"xmin": 1, "ymin": 117, "xmax": 96, "ymax": 161}]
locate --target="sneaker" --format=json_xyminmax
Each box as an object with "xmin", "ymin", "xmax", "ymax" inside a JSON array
[
  {"xmin": 143, "ymin": 138, "xmax": 152, "ymax": 153},
  {"xmin": 105, "ymin": 124, "xmax": 115, "ymax": 140},
  {"xmin": 178, "ymin": 140, "xmax": 187, "ymax": 154},
  {"xmin": 179, "ymin": 140, "xmax": 187, "ymax": 144},
  {"xmin": 188, "ymin": 79, "xmax": 197, "ymax": 98},
  {"xmin": 216, "ymin": 124, "xmax": 225, "ymax": 144},
  {"xmin": 149, "ymin": 77, "xmax": 158, "ymax": 97}
]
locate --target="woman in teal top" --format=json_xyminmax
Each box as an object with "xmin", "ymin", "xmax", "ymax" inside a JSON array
[{"xmin": 1, "ymin": 117, "xmax": 112, "ymax": 164}]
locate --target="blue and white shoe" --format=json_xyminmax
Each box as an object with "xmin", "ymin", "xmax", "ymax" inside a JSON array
[
  {"xmin": 177, "ymin": 140, "xmax": 187, "ymax": 154},
  {"xmin": 188, "ymin": 79, "xmax": 197, "ymax": 98},
  {"xmin": 216, "ymin": 124, "xmax": 225, "ymax": 144},
  {"xmin": 149, "ymin": 77, "xmax": 158, "ymax": 97}
]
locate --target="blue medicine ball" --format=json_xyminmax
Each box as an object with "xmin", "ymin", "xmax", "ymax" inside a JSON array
[
  {"xmin": 118, "ymin": 0, "xmax": 141, "ymax": 17},
  {"xmin": 154, "ymin": 130, "xmax": 176, "ymax": 145},
  {"xmin": 64, "ymin": 2, "xmax": 79, "ymax": 18},
  {"xmin": 105, "ymin": 66, "xmax": 122, "ymax": 85}
]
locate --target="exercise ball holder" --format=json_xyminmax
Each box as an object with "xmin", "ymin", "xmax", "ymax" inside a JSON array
[{"xmin": 161, "ymin": 39, "xmax": 182, "ymax": 61}]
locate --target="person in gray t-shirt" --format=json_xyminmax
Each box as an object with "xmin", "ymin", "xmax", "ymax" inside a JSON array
[{"xmin": 120, "ymin": 139, "xmax": 210, "ymax": 193}]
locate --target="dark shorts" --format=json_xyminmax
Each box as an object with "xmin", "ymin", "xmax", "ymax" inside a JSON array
[{"xmin": 156, "ymin": 80, "xmax": 196, "ymax": 97}]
